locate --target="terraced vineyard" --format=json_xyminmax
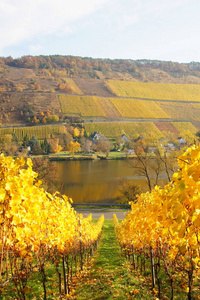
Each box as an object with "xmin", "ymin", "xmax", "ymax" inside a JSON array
[
  {"xmin": 157, "ymin": 102, "xmax": 200, "ymax": 121},
  {"xmin": 1, "ymin": 77, "xmax": 200, "ymax": 139},
  {"xmin": 59, "ymin": 95, "xmax": 170, "ymax": 119},
  {"xmin": 172, "ymin": 122, "xmax": 198, "ymax": 134},
  {"xmin": 59, "ymin": 95, "xmax": 106, "ymax": 118},
  {"xmin": 85, "ymin": 122, "xmax": 164, "ymax": 139},
  {"xmin": 0, "ymin": 124, "xmax": 65, "ymax": 141},
  {"xmin": 97, "ymin": 97, "xmax": 121, "ymax": 119},
  {"xmin": 110, "ymin": 98, "xmax": 170, "ymax": 119},
  {"xmin": 107, "ymin": 80, "xmax": 200, "ymax": 101}
]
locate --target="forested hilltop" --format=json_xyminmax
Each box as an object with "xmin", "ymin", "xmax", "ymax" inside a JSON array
[{"xmin": 1, "ymin": 55, "xmax": 200, "ymax": 83}]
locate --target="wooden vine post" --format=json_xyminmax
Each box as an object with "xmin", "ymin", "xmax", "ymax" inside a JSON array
[{"xmin": 150, "ymin": 247, "xmax": 156, "ymax": 289}]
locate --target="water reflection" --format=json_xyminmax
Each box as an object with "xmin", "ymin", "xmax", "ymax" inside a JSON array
[{"xmin": 56, "ymin": 160, "xmax": 167, "ymax": 203}]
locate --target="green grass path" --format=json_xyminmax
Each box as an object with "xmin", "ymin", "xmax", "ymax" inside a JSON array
[{"xmin": 72, "ymin": 220, "xmax": 152, "ymax": 300}]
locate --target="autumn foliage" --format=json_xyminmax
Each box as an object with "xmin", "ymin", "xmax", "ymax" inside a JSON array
[
  {"xmin": 114, "ymin": 144, "xmax": 200, "ymax": 299},
  {"xmin": 0, "ymin": 155, "xmax": 104, "ymax": 298}
]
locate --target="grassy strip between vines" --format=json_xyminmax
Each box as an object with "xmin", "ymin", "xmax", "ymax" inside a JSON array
[{"xmin": 71, "ymin": 220, "xmax": 152, "ymax": 300}]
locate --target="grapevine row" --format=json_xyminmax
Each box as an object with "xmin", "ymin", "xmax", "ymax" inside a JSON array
[
  {"xmin": 0, "ymin": 155, "xmax": 104, "ymax": 299},
  {"xmin": 114, "ymin": 145, "xmax": 200, "ymax": 299},
  {"xmin": 0, "ymin": 124, "xmax": 64, "ymax": 141}
]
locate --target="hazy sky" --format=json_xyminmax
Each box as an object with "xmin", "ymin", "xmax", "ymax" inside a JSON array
[{"xmin": 1, "ymin": 0, "xmax": 200, "ymax": 63}]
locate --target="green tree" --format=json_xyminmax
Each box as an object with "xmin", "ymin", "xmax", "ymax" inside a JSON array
[
  {"xmin": 28, "ymin": 135, "xmax": 39, "ymax": 150},
  {"xmin": 41, "ymin": 138, "xmax": 51, "ymax": 154},
  {"xmin": 22, "ymin": 134, "xmax": 29, "ymax": 148}
]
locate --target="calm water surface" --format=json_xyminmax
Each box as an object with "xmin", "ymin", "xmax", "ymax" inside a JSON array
[{"xmin": 56, "ymin": 160, "xmax": 167, "ymax": 203}]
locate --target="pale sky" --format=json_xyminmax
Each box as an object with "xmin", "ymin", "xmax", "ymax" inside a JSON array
[{"xmin": 1, "ymin": 0, "xmax": 200, "ymax": 63}]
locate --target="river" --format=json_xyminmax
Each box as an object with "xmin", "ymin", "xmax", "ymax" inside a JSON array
[{"xmin": 56, "ymin": 159, "xmax": 168, "ymax": 204}]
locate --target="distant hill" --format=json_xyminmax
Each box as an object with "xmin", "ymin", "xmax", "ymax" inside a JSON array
[
  {"xmin": 0, "ymin": 55, "xmax": 200, "ymax": 138},
  {"xmin": 1, "ymin": 55, "xmax": 200, "ymax": 83}
]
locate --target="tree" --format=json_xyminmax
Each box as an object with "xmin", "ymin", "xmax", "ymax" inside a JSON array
[
  {"xmin": 46, "ymin": 114, "xmax": 59, "ymax": 123},
  {"xmin": 115, "ymin": 136, "xmax": 125, "ymax": 151},
  {"xmin": 28, "ymin": 135, "xmax": 39, "ymax": 149},
  {"xmin": 116, "ymin": 179, "xmax": 141, "ymax": 204},
  {"xmin": 57, "ymin": 83, "xmax": 74, "ymax": 93},
  {"xmin": 154, "ymin": 146, "xmax": 178, "ymax": 182},
  {"xmin": 32, "ymin": 157, "xmax": 59, "ymax": 193},
  {"xmin": 73, "ymin": 128, "xmax": 80, "ymax": 139},
  {"xmin": 47, "ymin": 138, "xmax": 63, "ymax": 154},
  {"xmin": 130, "ymin": 144, "xmax": 153, "ymax": 191},
  {"xmin": 67, "ymin": 141, "xmax": 80, "ymax": 156},
  {"xmin": 32, "ymin": 116, "xmax": 40, "ymax": 124},
  {"xmin": 41, "ymin": 138, "xmax": 51, "ymax": 154},
  {"xmin": 35, "ymin": 83, "xmax": 41, "ymax": 90},
  {"xmin": 95, "ymin": 140, "xmax": 114, "ymax": 157},
  {"xmin": 32, "ymin": 144, "xmax": 43, "ymax": 155},
  {"xmin": 22, "ymin": 134, "xmax": 29, "ymax": 148},
  {"xmin": 80, "ymin": 137, "xmax": 93, "ymax": 154},
  {"xmin": 42, "ymin": 116, "xmax": 47, "ymax": 124},
  {"xmin": 129, "ymin": 138, "xmax": 179, "ymax": 191},
  {"xmin": 0, "ymin": 134, "xmax": 19, "ymax": 156},
  {"xmin": 179, "ymin": 130, "xmax": 196, "ymax": 145}
]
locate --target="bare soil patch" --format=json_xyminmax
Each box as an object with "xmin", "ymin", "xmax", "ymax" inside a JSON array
[{"xmin": 74, "ymin": 78, "xmax": 115, "ymax": 97}]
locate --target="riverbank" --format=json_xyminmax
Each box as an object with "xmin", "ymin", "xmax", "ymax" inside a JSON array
[
  {"xmin": 48, "ymin": 151, "xmax": 135, "ymax": 161},
  {"xmin": 72, "ymin": 204, "xmax": 130, "ymax": 220},
  {"xmin": 75, "ymin": 210, "xmax": 129, "ymax": 220}
]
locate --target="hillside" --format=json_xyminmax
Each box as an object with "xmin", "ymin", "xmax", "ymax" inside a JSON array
[{"xmin": 1, "ymin": 55, "xmax": 200, "ymax": 139}]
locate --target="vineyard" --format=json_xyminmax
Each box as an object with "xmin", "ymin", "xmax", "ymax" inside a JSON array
[
  {"xmin": 107, "ymin": 80, "xmax": 200, "ymax": 101},
  {"xmin": 157, "ymin": 102, "xmax": 200, "ymax": 121},
  {"xmin": 57, "ymin": 93, "xmax": 200, "ymax": 124},
  {"xmin": 59, "ymin": 95, "xmax": 106, "ymax": 118},
  {"xmin": 114, "ymin": 144, "xmax": 200, "ymax": 299},
  {"xmin": 0, "ymin": 124, "xmax": 65, "ymax": 141},
  {"xmin": 154, "ymin": 122, "xmax": 180, "ymax": 135},
  {"xmin": 84, "ymin": 121, "xmax": 198, "ymax": 139},
  {"xmin": 2, "ymin": 146, "xmax": 200, "ymax": 299},
  {"xmin": 0, "ymin": 155, "xmax": 104, "ymax": 299},
  {"xmin": 110, "ymin": 98, "xmax": 170, "ymax": 119},
  {"xmin": 172, "ymin": 122, "xmax": 198, "ymax": 134},
  {"xmin": 59, "ymin": 95, "xmax": 171, "ymax": 120}
]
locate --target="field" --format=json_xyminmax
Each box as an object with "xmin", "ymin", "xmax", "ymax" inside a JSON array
[
  {"xmin": 84, "ymin": 122, "xmax": 164, "ymax": 139},
  {"xmin": 0, "ymin": 124, "xmax": 65, "ymax": 141},
  {"xmin": 107, "ymin": 80, "xmax": 200, "ymax": 101}
]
